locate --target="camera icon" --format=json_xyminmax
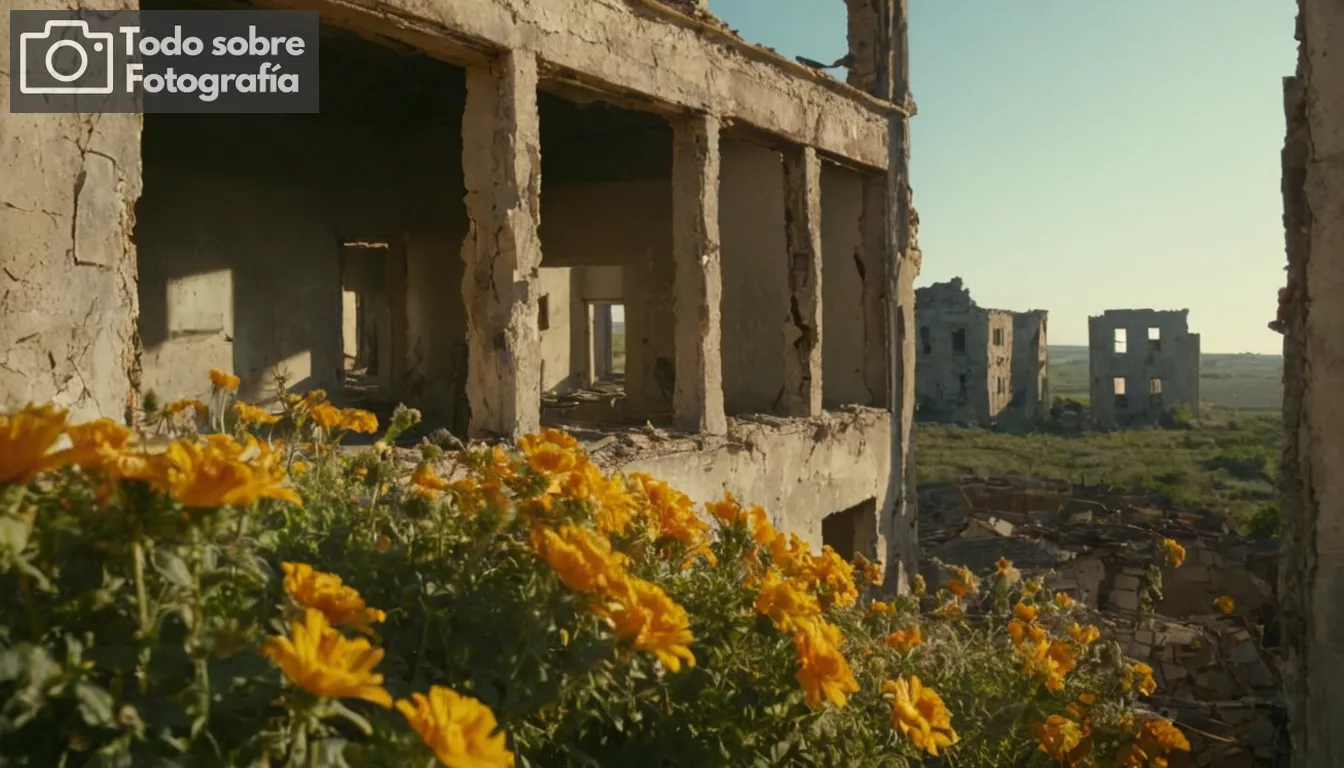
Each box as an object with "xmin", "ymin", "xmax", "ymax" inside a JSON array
[{"xmin": 19, "ymin": 20, "xmax": 115, "ymax": 95}]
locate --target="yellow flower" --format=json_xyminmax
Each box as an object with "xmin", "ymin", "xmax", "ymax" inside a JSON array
[
  {"xmin": 882, "ymin": 675, "xmax": 959, "ymax": 756},
  {"xmin": 793, "ymin": 620, "xmax": 859, "ymax": 710},
  {"xmin": 518, "ymin": 428, "xmax": 582, "ymax": 475},
  {"xmin": 994, "ymin": 557, "xmax": 1013, "ymax": 575},
  {"xmin": 281, "ymin": 563, "xmax": 386, "ymax": 634},
  {"xmin": 754, "ymin": 569, "xmax": 821, "ymax": 632},
  {"xmin": 810, "ymin": 545, "xmax": 859, "ymax": 609},
  {"xmin": 854, "ymin": 552, "xmax": 884, "ymax": 586},
  {"xmin": 884, "ymin": 626, "xmax": 922, "ymax": 653},
  {"xmin": 868, "ymin": 600, "xmax": 894, "ymax": 616},
  {"xmin": 57, "ymin": 418, "xmax": 134, "ymax": 473},
  {"xmin": 1054, "ymin": 592, "xmax": 1075, "ymax": 610},
  {"xmin": 209, "ymin": 368, "xmax": 241, "ymax": 393},
  {"xmin": 165, "ymin": 398, "xmax": 209, "ymax": 418},
  {"xmin": 396, "ymin": 686, "xmax": 515, "ymax": 768},
  {"xmin": 158, "ymin": 435, "xmax": 302, "ymax": 508},
  {"xmin": 0, "ymin": 403, "xmax": 70, "ymax": 484},
  {"xmin": 233, "ymin": 402, "xmax": 281, "ymax": 426},
  {"xmin": 1161, "ymin": 538, "xmax": 1186, "ymax": 568},
  {"xmin": 411, "ymin": 464, "xmax": 450, "ymax": 492},
  {"xmin": 598, "ymin": 576, "xmax": 696, "ymax": 672},
  {"xmin": 629, "ymin": 473, "xmax": 708, "ymax": 546},
  {"xmin": 1013, "ymin": 601, "xmax": 1038, "ymax": 623},
  {"xmin": 530, "ymin": 525, "xmax": 628, "ymax": 594},
  {"xmin": 1023, "ymin": 579, "xmax": 1042, "ymax": 597},
  {"xmin": 340, "ymin": 408, "xmax": 378, "ymax": 434},
  {"xmin": 911, "ymin": 573, "xmax": 926, "ymax": 596},
  {"xmin": 1032, "ymin": 714, "xmax": 1090, "ymax": 765},
  {"xmin": 260, "ymin": 608, "xmax": 392, "ymax": 708},
  {"xmin": 292, "ymin": 461, "xmax": 309, "ymax": 476},
  {"xmin": 934, "ymin": 598, "xmax": 964, "ymax": 619},
  {"xmin": 1123, "ymin": 662, "xmax": 1158, "ymax": 696},
  {"xmin": 1116, "ymin": 717, "xmax": 1190, "ymax": 766},
  {"xmin": 309, "ymin": 402, "xmax": 345, "ymax": 432},
  {"xmin": 1067, "ymin": 623, "xmax": 1101, "ymax": 647},
  {"xmin": 1214, "ymin": 595, "xmax": 1235, "ymax": 615},
  {"xmin": 946, "ymin": 566, "xmax": 977, "ymax": 598}
]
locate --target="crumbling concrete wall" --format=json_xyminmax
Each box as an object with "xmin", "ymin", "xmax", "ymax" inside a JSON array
[
  {"xmin": 588, "ymin": 407, "xmax": 892, "ymax": 554},
  {"xmin": 719, "ymin": 139, "xmax": 788, "ymax": 416},
  {"xmin": 1011, "ymin": 310, "xmax": 1049, "ymax": 421},
  {"xmin": 0, "ymin": 0, "xmax": 142, "ymax": 423},
  {"xmin": 1088, "ymin": 309, "xmax": 1200, "ymax": 429},
  {"xmin": 1279, "ymin": 0, "xmax": 1344, "ymax": 762},
  {"xmin": 537, "ymin": 267, "xmax": 573, "ymax": 393},
  {"xmin": 913, "ymin": 279, "xmax": 991, "ymax": 423},
  {"xmin": 986, "ymin": 310, "xmax": 1014, "ymax": 419},
  {"xmin": 820, "ymin": 162, "xmax": 872, "ymax": 409}
]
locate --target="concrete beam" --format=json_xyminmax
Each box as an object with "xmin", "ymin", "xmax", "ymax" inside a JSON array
[
  {"xmin": 460, "ymin": 49, "xmax": 543, "ymax": 438},
  {"xmin": 255, "ymin": 0, "xmax": 894, "ymax": 170},
  {"xmin": 782, "ymin": 145, "xmax": 824, "ymax": 416},
  {"xmin": 670, "ymin": 113, "xmax": 727, "ymax": 435}
]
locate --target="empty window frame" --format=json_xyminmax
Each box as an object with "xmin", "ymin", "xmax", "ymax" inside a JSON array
[
  {"xmin": 538, "ymin": 294, "xmax": 551, "ymax": 331},
  {"xmin": 1113, "ymin": 328, "xmax": 1127, "ymax": 354},
  {"xmin": 920, "ymin": 326, "xmax": 932, "ymax": 354},
  {"xmin": 1147, "ymin": 326, "xmax": 1161, "ymax": 351},
  {"xmin": 993, "ymin": 327, "xmax": 1004, "ymax": 346},
  {"xmin": 952, "ymin": 328, "xmax": 967, "ymax": 354},
  {"xmin": 1113, "ymin": 376, "xmax": 1128, "ymax": 409}
]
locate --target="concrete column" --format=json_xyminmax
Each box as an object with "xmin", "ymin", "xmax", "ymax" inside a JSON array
[
  {"xmin": 1279, "ymin": 0, "xmax": 1344, "ymax": 763},
  {"xmin": 460, "ymin": 49, "xmax": 542, "ymax": 439},
  {"xmin": 782, "ymin": 145, "xmax": 824, "ymax": 416},
  {"xmin": 858, "ymin": 176, "xmax": 890, "ymax": 404},
  {"xmin": 670, "ymin": 113, "xmax": 727, "ymax": 435}
]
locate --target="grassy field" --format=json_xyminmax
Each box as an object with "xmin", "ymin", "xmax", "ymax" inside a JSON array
[
  {"xmin": 1048, "ymin": 345, "xmax": 1283, "ymax": 411},
  {"xmin": 915, "ymin": 409, "xmax": 1281, "ymax": 532}
]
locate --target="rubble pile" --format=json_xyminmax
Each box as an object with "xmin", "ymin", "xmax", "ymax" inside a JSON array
[{"xmin": 919, "ymin": 476, "xmax": 1286, "ymax": 767}]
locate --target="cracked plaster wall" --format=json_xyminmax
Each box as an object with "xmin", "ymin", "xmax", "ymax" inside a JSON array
[
  {"xmin": 820, "ymin": 162, "xmax": 871, "ymax": 409},
  {"xmin": 1087, "ymin": 309, "xmax": 1200, "ymax": 429},
  {"xmin": 1280, "ymin": 0, "xmax": 1344, "ymax": 763},
  {"xmin": 719, "ymin": 139, "xmax": 788, "ymax": 417},
  {"xmin": 594, "ymin": 408, "xmax": 893, "ymax": 555},
  {"xmin": 0, "ymin": 1, "xmax": 141, "ymax": 422}
]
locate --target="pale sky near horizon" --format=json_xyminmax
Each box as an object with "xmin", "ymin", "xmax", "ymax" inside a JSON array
[{"xmin": 707, "ymin": 0, "xmax": 1296, "ymax": 355}]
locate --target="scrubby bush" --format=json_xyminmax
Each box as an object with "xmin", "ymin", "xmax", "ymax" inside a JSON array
[{"xmin": 0, "ymin": 372, "xmax": 1193, "ymax": 766}]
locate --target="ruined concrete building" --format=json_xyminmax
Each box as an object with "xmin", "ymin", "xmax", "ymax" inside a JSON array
[
  {"xmin": 1088, "ymin": 310, "xmax": 1200, "ymax": 429},
  {"xmin": 0, "ymin": 1, "xmax": 921, "ymax": 584},
  {"xmin": 1278, "ymin": 0, "xmax": 1344, "ymax": 762},
  {"xmin": 913, "ymin": 278, "xmax": 1048, "ymax": 425}
]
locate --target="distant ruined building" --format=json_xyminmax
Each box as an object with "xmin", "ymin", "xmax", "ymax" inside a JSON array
[{"xmin": 913, "ymin": 278, "xmax": 1048, "ymax": 426}]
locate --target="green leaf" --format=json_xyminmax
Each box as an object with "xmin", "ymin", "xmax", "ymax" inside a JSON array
[
  {"xmin": 75, "ymin": 681, "xmax": 116, "ymax": 726},
  {"xmin": 153, "ymin": 550, "xmax": 193, "ymax": 588}
]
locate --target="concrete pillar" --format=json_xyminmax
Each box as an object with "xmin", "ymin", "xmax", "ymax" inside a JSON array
[
  {"xmin": 782, "ymin": 145, "xmax": 824, "ymax": 416},
  {"xmin": 0, "ymin": 4, "xmax": 142, "ymax": 423},
  {"xmin": 1279, "ymin": 0, "xmax": 1344, "ymax": 762},
  {"xmin": 670, "ymin": 113, "xmax": 727, "ymax": 435},
  {"xmin": 858, "ymin": 177, "xmax": 890, "ymax": 404},
  {"xmin": 460, "ymin": 49, "xmax": 542, "ymax": 439}
]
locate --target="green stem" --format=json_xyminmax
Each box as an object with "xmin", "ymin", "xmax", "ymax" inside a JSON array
[{"xmin": 131, "ymin": 537, "xmax": 152, "ymax": 695}]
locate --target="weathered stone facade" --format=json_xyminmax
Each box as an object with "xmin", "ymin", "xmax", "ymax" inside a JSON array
[
  {"xmin": 1278, "ymin": 0, "xmax": 1344, "ymax": 764},
  {"xmin": 0, "ymin": 0, "xmax": 919, "ymax": 585},
  {"xmin": 1088, "ymin": 309, "xmax": 1201, "ymax": 429},
  {"xmin": 913, "ymin": 278, "xmax": 1048, "ymax": 425}
]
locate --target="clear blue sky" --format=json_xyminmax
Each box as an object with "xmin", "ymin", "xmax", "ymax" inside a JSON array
[{"xmin": 709, "ymin": 0, "xmax": 1296, "ymax": 354}]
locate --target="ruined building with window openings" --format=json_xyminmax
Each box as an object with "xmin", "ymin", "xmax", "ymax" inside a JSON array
[
  {"xmin": 0, "ymin": 0, "xmax": 922, "ymax": 588},
  {"xmin": 1087, "ymin": 309, "xmax": 1200, "ymax": 429}
]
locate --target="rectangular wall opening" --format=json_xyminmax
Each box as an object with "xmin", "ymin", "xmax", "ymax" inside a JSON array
[
  {"xmin": 952, "ymin": 328, "xmax": 967, "ymax": 353},
  {"xmin": 338, "ymin": 240, "xmax": 403, "ymax": 407},
  {"xmin": 1113, "ymin": 376, "xmax": 1127, "ymax": 409},
  {"xmin": 992, "ymin": 327, "xmax": 1004, "ymax": 346},
  {"xmin": 821, "ymin": 498, "xmax": 877, "ymax": 563},
  {"xmin": 587, "ymin": 301, "xmax": 626, "ymax": 384},
  {"xmin": 1148, "ymin": 377, "xmax": 1164, "ymax": 408},
  {"xmin": 1114, "ymin": 328, "xmax": 1127, "ymax": 354},
  {"xmin": 920, "ymin": 325, "xmax": 932, "ymax": 354},
  {"xmin": 1147, "ymin": 326, "xmax": 1161, "ymax": 351}
]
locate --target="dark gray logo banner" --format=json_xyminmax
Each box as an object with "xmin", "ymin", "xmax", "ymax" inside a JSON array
[{"xmin": 9, "ymin": 9, "xmax": 319, "ymax": 113}]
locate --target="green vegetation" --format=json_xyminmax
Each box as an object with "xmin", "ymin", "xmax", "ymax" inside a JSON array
[
  {"xmin": 1047, "ymin": 346, "xmax": 1283, "ymax": 411},
  {"xmin": 915, "ymin": 410, "xmax": 1280, "ymax": 532}
]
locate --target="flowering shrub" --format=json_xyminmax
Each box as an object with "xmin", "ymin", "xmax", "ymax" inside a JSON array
[{"xmin": 0, "ymin": 374, "xmax": 1192, "ymax": 766}]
